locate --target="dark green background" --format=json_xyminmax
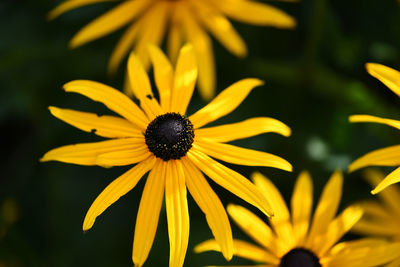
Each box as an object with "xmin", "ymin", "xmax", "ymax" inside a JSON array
[{"xmin": 1, "ymin": 0, "xmax": 400, "ymax": 266}]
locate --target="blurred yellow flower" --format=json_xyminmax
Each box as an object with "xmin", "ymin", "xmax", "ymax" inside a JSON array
[
  {"xmin": 195, "ymin": 171, "xmax": 400, "ymax": 267},
  {"xmin": 352, "ymin": 169, "xmax": 400, "ymax": 267},
  {"xmin": 41, "ymin": 44, "xmax": 292, "ymax": 267},
  {"xmin": 349, "ymin": 63, "xmax": 400, "ymax": 194},
  {"xmin": 48, "ymin": 0, "xmax": 296, "ymax": 100}
]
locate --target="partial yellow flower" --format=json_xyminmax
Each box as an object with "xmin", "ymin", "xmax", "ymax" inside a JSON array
[
  {"xmin": 352, "ymin": 169, "xmax": 400, "ymax": 267},
  {"xmin": 348, "ymin": 63, "xmax": 400, "ymax": 194},
  {"xmin": 48, "ymin": 0, "xmax": 297, "ymax": 100},
  {"xmin": 41, "ymin": 44, "xmax": 292, "ymax": 267},
  {"xmin": 195, "ymin": 171, "xmax": 400, "ymax": 267}
]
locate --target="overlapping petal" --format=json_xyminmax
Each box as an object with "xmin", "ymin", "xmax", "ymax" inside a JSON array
[{"xmin": 366, "ymin": 63, "xmax": 400, "ymax": 97}]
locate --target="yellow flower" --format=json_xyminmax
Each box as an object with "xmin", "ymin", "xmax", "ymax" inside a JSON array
[
  {"xmin": 195, "ymin": 171, "xmax": 400, "ymax": 267},
  {"xmin": 352, "ymin": 169, "xmax": 400, "ymax": 267},
  {"xmin": 41, "ymin": 44, "xmax": 292, "ymax": 267},
  {"xmin": 348, "ymin": 63, "xmax": 400, "ymax": 194},
  {"xmin": 48, "ymin": 0, "xmax": 296, "ymax": 100}
]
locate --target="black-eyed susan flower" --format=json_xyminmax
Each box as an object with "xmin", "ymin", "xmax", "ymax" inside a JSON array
[
  {"xmin": 41, "ymin": 44, "xmax": 292, "ymax": 267},
  {"xmin": 352, "ymin": 169, "xmax": 400, "ymax": 267},
  {"xmin": 195, "ymin": 171, "xmax": 400, "ymax": 267},
  {"xmin": 349, "ymin": 63, "xmax": 400, "ymax": 194},
  {"xmin": 48, "ymin": 0, "xmax": 296, "ymax": 100}
]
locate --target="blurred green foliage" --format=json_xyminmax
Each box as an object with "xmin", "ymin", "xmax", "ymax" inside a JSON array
[{"xmin": 1, "ymin": 0, "xmax": 400, "ymax": 266}]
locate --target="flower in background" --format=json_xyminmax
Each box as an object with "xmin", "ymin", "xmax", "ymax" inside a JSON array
[
  {"xmin": 41, "ymin": 44, "xmax": 292, "ymax": 267},
  {"xmin": 48, "ymin": 0, "xmax": 296, "ymax": 100},
  {"xmin": 195, "ymin": 171, "xmax": 400, "ymax": 267},
  {"xmin": 352, "ymin": 169, "xmax": 400, "ymax": 267},
  {"xmin": 349, "ymin": 63, "xmax": 400, "ymax": 194}
]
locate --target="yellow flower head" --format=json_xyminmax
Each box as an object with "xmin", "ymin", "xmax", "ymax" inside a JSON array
[
  {"xmin": 48, "ymin": 0, "xmax": 297, "ymax": 100},
  {"xmin": 41, "ymin": 44, "xmax": 292, "ymax": 267},
  {"xmin": 352, "ymin": 169, "xmax": 400, "ymax": 267},
  {"xmin": 195, "ymin": 171, "xmax": 400, "ymax": 267},
  {"xmin": 348, "ymin": 63, "xmax": 400, "ymax": 194}
]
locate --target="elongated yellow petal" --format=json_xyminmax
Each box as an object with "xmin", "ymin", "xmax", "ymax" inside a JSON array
[
  {"xmin": 190, "ymin": 79, "xmax": 264, "ymax": 128},
  {"xmin": 227, "ymin": 204, "xmax": 278, "ymax": 254},
  {"xmin": 132, "ymin": 1, "xmax": 169, "ymax": 69},
  {"xmin": 372, "ymin": 167, "xmax": 400, "ymax": 194},
  {"xmin": 215, "ymin": 0, "xmax": 296, "ymax": 28},
  {"xmin": 132, "ymin": 160, "xmax": 165, "ymax": 266},
  {"xmin": 194, "ymin": 1, "xmax": 246, "ymax": 57},
  {"xmin": 95, "ymin": 144, "xmax": 151, "ymax": 167},
  {"xmin": 290, "ymin": 171, "xmax": 313, "ymax": 246},
  {"xmin": 167, "ymin": 8, "xmax": 182, "ymax": 64},
  {"xmin": 349, "ymin": 115, "xmax": 400, "ymax": 131},
  {"xmin": 40, "ymin": 138, "xmax": 145, "ymax": 166},
  {"xmin": 83, "ymin": 157, "xmax": 155, "ymax": 231},
  {"xmin": 349, "ymin": 145, "xmax": 400, "ymax": 172},
  {"xmin": 316, "ymin": 205, "xmax": 363, "ymax": 256},
  {"xmin": 127, "ymin": 52, "xmax": 162, "ymax": 120},
  {"xmin": 385, "ymin": 256, "xmax": 400, "ymax": 267},
  {"xmin": 63, "ymin": 80, "xmax": 149, "ymax": 130},
  {"xmin": 251, "ymin": 172, "xmax": 294, "ymax": 253},
  {"xmin": 70, "ymin": 0, "xmax": 150, "ymax": 48},
  {"xmin": 148, "ymin": 45, "xmax": 173, "ymax": 111},
  {"xmin": 194, "ymin": 140, "xmax": 292, "ymax": 172},
  {"xmin": 182, "ymin": 157, "xmax": 233, "ymax": 260},
  {"xmin": 352, "ymin": 219, "xmax": 400, "ymax": 237},
  {"xmin": 165, "ymin": 160, "xmax": 189, "ymax": 267},
  {"xmin": 170, "ymin": 44, "xmax": 198, "ymax": 115},
  {"xmin": 195, "ymin": 239, "xmax": 279, "ymax": 264},
  {"xmin": 49, "ymin": 106, "xmax": 141, "ymax": 138},
  {"xmin": 366, "ymin": 63, "xmax": 400, "ymax": 97},
  {"xmin": 306, "ymin": 171, "xmax": 343, "ymax": 248},
  {"xmin": 180, "ymin": 4, "xmax": 215, "ymax": 100},
  {"xmin": 187, "ymin": 149, "xmax": 274, "ymax": 217},
  {"xmin": 196, "ymin": 117, "xmax": 291, "ymax": 142},
  {"xmin": 47, "ymin": 0, "xmax": 116, "ymax": 20}
]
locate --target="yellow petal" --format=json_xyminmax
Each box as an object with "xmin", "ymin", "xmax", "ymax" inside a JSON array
[
  {"xmin": 132, "ymin": 160, "xmax": 165, "ymax": 266},
  {"xmin": 148, "ymin": 45, "xmax": 174, "ymax": 112},
  {"xmin": 95, "ymin": 144, "xmax": 151, "ymax": 167},
  {"xmin": 352, "ymin": 219, "xmax": 400, "ymax": 237},
  {"xmin": 40, "ymin": 137, "xmax": 146, "ymax": 166},
  {"xmin": 349, "ymin": 145, "xmax": 400, "ymax": 173},
  {"xmin": 48, "ymin": 106, "xmax": 142, "ymax": 138},
  {"xmin": 366, "ymin": 63, "xmax": 400, "ymax": 97},
  {"xmin": 316, "ymin": 205, "xmax": 363, "ymax": 256},
  {"xmin": 193, "ymin": 1, "xmax": 247, "ymax": 57},
  {"xmin": 165, "ymin": 160, "xmax": 189, "ymax": 267},
  {"xmin": 385, "ymin": 256, "xmax": 400, "ymax": 267},
  {"xmin": 127, "ymin": 52, "xmax": 162, "ymax": 120},
  {"xmin": 187, "ymin": 149, "xmax": 273, "ymax": 217},
  {"xmin": 194, "ymin": 239, "xmax": 279, "ymax": 264},
  {"xmin": 167, "ymin": 9, "xmax": 182, "ymax": 64},
  {"xmin": 306, "ymin": 171, "xmax": 343, "ymax": 248},
  {"xmin": 194, "ymin": 140, "xmax": 292, "ymax": 172},
  {"xmin": 83, "ymin": 157, "xmax": 155, "ymax": 231},
  {"xmin": 215, "ymin": 0, "xmax": 296, "ymax": 28},
  {"xmin": 251, "ymin": 172, "xmax": 294, "ymax": 253},
  {"xmin": 70, "ymin": 0, "xmax": 150, "ymax": 48},
  {"xmin": 47, "ymin": 0, "xmax": 116, "ymax": 20},
  {"xmin": 227, "ymin": 204, "xmax": 278, "ymax": 254},
  {"xmin": 372, "ymin": 167, "xmax": 400, "ymax": 194},
  {"xmin": 182, "ymin": 157, "xmax": 233, "ymax": 261},
  {"xmin": 190, "ymin": 78, "xmax": 264, "ymax": 128},
  {"xmin": 195, "ymin": 117, "xmax": 291, "ymax": 142},
  {"xmin": 170, "ymin": 44, "xmax": 198, "ymax": 115},
  {"xmin": 349, "ymin": 114, "xmax": 400, "ymax": 131},
  {"xmin": 180, "ymin": 4, "xmax": 215, "ymax": 100},
  {"xmin": 63, "ymin": 80, "xmax": 149, "ymax": 130},
  {"xmin": 291, "ymin": 171, "xmax": 313, "ymax": 246}
]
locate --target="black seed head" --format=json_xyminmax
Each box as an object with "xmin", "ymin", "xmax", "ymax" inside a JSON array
[
  {"xmin": 280, "ymin": 248, "xmax": 321, "ymax": 267},
  {"xmin": 145, "ymin": 113, "xmax": 194, "ymax": 161}
]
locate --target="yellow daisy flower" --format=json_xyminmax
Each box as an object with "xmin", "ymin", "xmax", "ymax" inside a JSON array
[
  {"xmin": 195, "ymin": 171, "xmax": 400, "ymax": 267},
  {"xmin": 48, "ymin": 0, "xmax": 296, "ymax": 100},
  {"xmin": 41, "ymin": 44, "xmax": 292, "ymax": 267},
  {"xmin": 352, "ymin": 169, "xmax": 400, "ymax": 267},
  {"xmin": 348, "ymin": 63, "xmax": 400, "ymax": 194}
]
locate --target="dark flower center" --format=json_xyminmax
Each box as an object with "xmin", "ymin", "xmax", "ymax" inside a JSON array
[
  {"xmin": 145, "ymin": 112, "xmax": 194, "ymax": 161},
  {"xmin": 280, "ymin": 248, "xmax": 321, "ymax": 267}
]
